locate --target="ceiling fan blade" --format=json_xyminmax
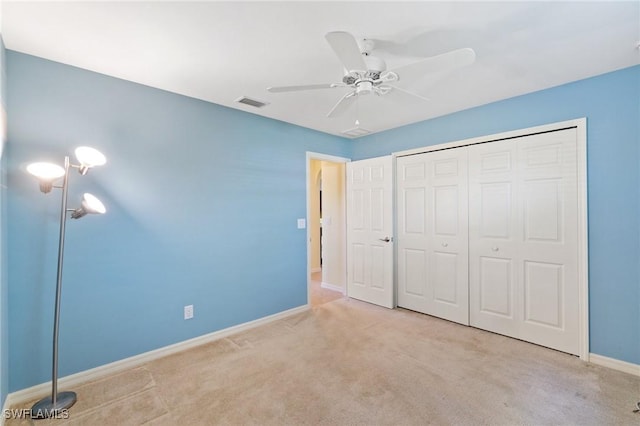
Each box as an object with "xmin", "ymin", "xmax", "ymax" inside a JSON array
[
  {"xmin": 389, "ymin": 48, "xmax": 476, "ymax": 83},
  {"xmin": 325, "ymin": 31, "xmax": 367, "ymax": 72},
  {"xmin": 382, "ymin": 85, "xmax": 430, "ymax": 103},
  {"xmin": 267, "ymin": 83, "xmax": 345, "ymax": 93},
  {"xmin": 327, "ymin": 91, "xmax": 358, "ymax": 118}
]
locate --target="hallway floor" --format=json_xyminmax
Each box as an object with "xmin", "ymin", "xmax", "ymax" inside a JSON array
[{"xmin": 309, "ymin": 270, "xmax": 343, "ymax": 307}]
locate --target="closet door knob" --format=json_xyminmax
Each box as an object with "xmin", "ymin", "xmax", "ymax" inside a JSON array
[
  {"xmin": 442, "ymin": 242, "xmax": 448, "ymax": 247},
  {"xmin": 491, "ymin": 247, "xmax": 499, "ymax": 252}
]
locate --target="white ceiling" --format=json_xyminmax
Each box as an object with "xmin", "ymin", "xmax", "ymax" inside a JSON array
[{"xmin": 2, "ymin": 1, "xmax": 639, "ymax": 138}]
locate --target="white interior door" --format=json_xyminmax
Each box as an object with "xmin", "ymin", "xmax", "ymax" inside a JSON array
[
  {"xmin": 346, "ymin": 156, "xmax": 394, "ymax": 308},
  {"xmin": 397, "ymin": 148, "xmax": 469, "ymax": 325},
  {"xmin": 469, "ymin": 128, "xmax": 580, "ymax": 355}
]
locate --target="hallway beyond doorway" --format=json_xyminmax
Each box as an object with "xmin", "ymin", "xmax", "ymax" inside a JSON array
[{"xmin": 310, "ymin": 271, "xmax": 343, "ymax": 307}]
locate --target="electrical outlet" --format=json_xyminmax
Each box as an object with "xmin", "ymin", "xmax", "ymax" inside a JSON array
[{"xmin": 184, "ymin": 305, "xmax": 194, "ymax": 320}]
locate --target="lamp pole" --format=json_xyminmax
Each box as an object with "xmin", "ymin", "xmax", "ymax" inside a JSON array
[
  {"xmin": 26, "ymin": 147, "xmax": 106, "ymax": 419},
  {"xmin": 31, "ymin": 156, "xmax": 77, "ymax": 418}
]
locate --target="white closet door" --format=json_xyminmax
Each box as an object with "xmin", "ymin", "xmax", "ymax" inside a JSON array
[
  {"xmin": 468, "ymin": 140, "xmax": 519, "ymax": 337},
  {"xmin": 397, "ymin": 148, "xmax": 469, "ymax": 325},
  {"xmin": 469, "ymin": 129, "xmax": 580, "ymax": 355},
  {"xmin": 517, "ymin": 130, "xmax": 579, "ymax": 353},
  {"xmin": 346, "ymin": 156, "xmax": 394, "ymax": 308}
]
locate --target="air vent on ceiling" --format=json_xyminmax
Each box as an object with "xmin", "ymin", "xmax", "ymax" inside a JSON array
[
  {"xmin": 342, "ymin": 127, "xmax": 372, "ymax": 138},
  {"xmin": 235, "ymin": 96, "xmax": 269, "ymax": 108}
]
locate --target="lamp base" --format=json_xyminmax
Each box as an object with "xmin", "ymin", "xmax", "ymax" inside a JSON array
[{"xmin": 30, "ymin": 391, "xmax": 77, "ymax": 420}]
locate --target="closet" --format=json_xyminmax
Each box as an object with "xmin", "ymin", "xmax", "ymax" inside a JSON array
[{"xmin": 396, "ymin": 127, "xmax": 581, "ymax": 356}]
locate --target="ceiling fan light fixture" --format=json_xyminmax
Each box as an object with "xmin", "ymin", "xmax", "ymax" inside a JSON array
[{"xmin": 356, "ymin": 81, "xmax": 373, "ymax": 95}]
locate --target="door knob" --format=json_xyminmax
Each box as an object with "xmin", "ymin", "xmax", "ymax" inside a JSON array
[
  {"xmin": 379, "ymin": 237, "xmax": 392, "ymax": 242},
  {"xmin": 491, "ymin": 247, "xmax": 499, "ymax": 252},
  {"xmin": 441, "ymin": 242, "xmax": 448, "ymax": 247}
]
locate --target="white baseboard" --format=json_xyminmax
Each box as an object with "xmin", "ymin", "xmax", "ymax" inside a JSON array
[
  {"xmin": 320, "ymin": 282, "xmax": 345, "ymax": 294},
  {"xmin": 589, "ymin": 353, "xmax": 640, "ymax": 376},
  {"xmin": 4, "ymin": 304, "xmax": 310, "ymax": 409}
]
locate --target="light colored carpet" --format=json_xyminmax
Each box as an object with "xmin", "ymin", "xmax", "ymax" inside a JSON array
[{"xmin": 7, "ymin": 298, "xmax": 640, "ymax": 425}]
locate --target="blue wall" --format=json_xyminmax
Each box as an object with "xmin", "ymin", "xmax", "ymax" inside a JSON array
[
  {"xmin": 6, "ymin": 52, "xmax": 349, "ymax": 391},
  {"xmin": 352, "ymin": 65, "xmax": 640, "ymax": 365},
  {"xmin": 0, "ymin": 35, "xmax": 8, "ymax": 409}
]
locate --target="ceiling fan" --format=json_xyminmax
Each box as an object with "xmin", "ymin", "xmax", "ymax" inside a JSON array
[{"xmin": 267, "ymin": 31, "xmax": 476, "ymax": 118}]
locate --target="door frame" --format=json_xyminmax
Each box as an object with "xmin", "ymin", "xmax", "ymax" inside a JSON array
[
  {"xmin": 306, "ymin": 152, "xmax": 350, "ymax": 306},
  {"xmin": 393, "ymin": 118, "xmax": 589, "ymax": 361}
]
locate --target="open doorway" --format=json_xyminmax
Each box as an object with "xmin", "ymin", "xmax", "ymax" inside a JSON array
[{"xmin": 306, "ymin": 152, "xmax": 349, "ymax": 307}]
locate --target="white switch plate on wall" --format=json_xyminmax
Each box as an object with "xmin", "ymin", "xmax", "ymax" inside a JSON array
[
  {"xmin": 297, "ymin": 218, "xmax": 306, "ymax": 229},
  {"xmin": 184, "ymin": 305, "xmax": 194, "ymax": 320}
]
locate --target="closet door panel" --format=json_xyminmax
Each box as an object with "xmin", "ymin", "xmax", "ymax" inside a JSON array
[
  {"xmin": 397, "ymin": 156, "xmax": 429, "ymax": 313},
  {"xmin": 428, "ymin": 149, "xmax": 469, "ymax": 324},
  {"xmin": 469, "ymin": 140, "xmax": 519, "ymax": 336},
  {"xmin": 517, "ymin": 129, "xmax": 579, "ymax": 354},
  {"xmin": 397, "ymin": 148, "xmax": 469, "ymax": 325}
]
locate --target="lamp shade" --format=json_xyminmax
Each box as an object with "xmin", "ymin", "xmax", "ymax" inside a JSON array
[
  {"xmin": 75, "ymin": 147, "xmax": 106, "ymax": 175},
  {"xmin": 26, "ymin": 162, "xmax": 65, "ymax": 193},
  {"xmin": 71, "ymin": 193, "xmax": 106, "ymax": 219},
  {"xmin": 26, "ymin": 162, "xmax": 65, "ymax": 179},
  {"xmin": 82, "ymin": 193, "xmax": 106, "ymax": 214}
]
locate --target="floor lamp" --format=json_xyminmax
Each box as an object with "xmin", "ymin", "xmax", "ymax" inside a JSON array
[{"xmin": 26, "ymin": 146, "xmax": 107, "ymax": 419}]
